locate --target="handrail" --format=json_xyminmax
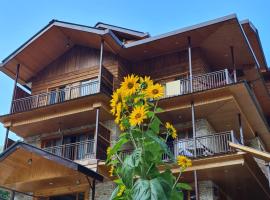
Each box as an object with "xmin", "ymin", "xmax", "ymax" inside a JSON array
[
  {"xmin": 13, "ymin": 80, "xmax": 99, "ymax": 103},
  {"xmin": 43, "ymin": 139, "xmax": 95, "ymax": 161},
  {"xmin": 119, "ymin": 131, "xmax": 236, "ymax": 162},
  {"xmin": 11, "ymin": 66, "xmax": 114, "ymax": 113},
  {"xmin": 163, "ymin": 69, "xmax": 234, "ymax": 98}
]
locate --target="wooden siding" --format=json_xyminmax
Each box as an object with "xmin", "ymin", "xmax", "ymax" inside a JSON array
[
  {"xmin": 130, "ymin": 48, "xmax": 210, "ymax": 82},
  {"xmin": 30, "ymin": 45, "xmax": 118, "ymax": 94}
]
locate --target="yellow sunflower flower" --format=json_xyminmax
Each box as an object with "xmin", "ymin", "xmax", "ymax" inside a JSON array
[
  {"xmin": 115, "ymin": 102, "xmax": 122, "ymax": 124},
  {"xmin": 121, "ymin": 74, "xmax": 139, "ymax": 96},
  {"xmin": 140, "ymin": 76, "xmax": 153, "ymax": 89},
  {"xmin": 107, "ymin": 147, "xmax": 111, "ymax": 155},
  {"xmin": 177, "ymin": 155, "xmax": 192, "ymax": 169},
  {"xmin": 109, "ymin": 165, "xmax": 114, "ymax": 177},
  {"xmin": 146, "ymin": 83, "xmax": 164, "ymax": 99},
  {"xmin": 117, "ymin": 185, "xmax": 126, "ymax": 197},
  {"xmin": 110, "ymin": 89, "xmax": 123, "ymax": 115},
  {"xmin": 129, "ymin": 106, "xmax": 148, "ymax": 126},
  {"xmin": 165, "ymin": 122, "xmax": 177, "ymax": 139},
  {"xmin": 119, "ymin": 122, "xmax": 126, "ymax": 131}
]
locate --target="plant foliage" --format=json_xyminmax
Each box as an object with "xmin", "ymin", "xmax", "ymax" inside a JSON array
[{"xmin": 107, "ymin": 75, "xmax": 192, "ymax": 200}]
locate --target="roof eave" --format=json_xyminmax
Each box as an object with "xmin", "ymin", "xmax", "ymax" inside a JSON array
[{"xmin": 124, "ymin": 14, "xmax": 238, "ymax": 48}]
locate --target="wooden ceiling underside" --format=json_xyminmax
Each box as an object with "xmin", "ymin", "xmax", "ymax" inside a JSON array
[
  {"xmin": 0, "ymin": 147, "xmax": 98, "ymax": 194},
  {"xmin": 0, "ymin": 94, "xmax": 112, "ymax": 137}
]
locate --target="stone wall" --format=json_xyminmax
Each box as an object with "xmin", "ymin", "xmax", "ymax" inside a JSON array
[
  {"xmin": 195, "ymin": 119, "xmax": 215, "ymax": 137},
  {"xmin": 247, "ymin": 137, "xmax": 268, "ymax": 179},
  {"xmin": 89, "ymin": 181, "xmax": 115, "ymax": 200}
]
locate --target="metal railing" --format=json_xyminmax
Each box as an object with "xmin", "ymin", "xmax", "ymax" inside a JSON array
[
  {"xmin": 11, "ymin": 79, "xmax": 99, "ymax": 113},
  {"xmin": 119, "ymin": 131, "xmax": 237, "ymax": 162},
  {"xmin": 164, "ymin": 131, "xmax": 236, "ymax": 160},
  {"xmin": 164, "ymin": 69, "xmax": 234, "ymax": 98},
  {"xmin": 43, "ymin": 139, "xmax": 95, "ymax": 161}
]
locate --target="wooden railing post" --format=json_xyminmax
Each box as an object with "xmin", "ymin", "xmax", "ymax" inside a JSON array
[
  {"xmin": 35, "ymin": 94, "xmax": 40, "ymax": 108},
  {"xmin": 94, "ymin": 108, "xmax": 100, "ymax": 159},
  {"xmin": 225, "ymin": 69, "xmax": 229, "ymax": 84},
  {"xmin": 230, "ymin": 130, "xmax": 235, "ymax": 144},
  {"xmin": 98, "ymin": 39, "xmax": 104, "ymax": 92},
  {"xmin": 188, "ymin": 37, "xmax": 193, "ymax": 93}
]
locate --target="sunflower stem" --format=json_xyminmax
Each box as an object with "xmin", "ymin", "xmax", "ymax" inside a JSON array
[{"xmin": 172, "ymin": 169, "xmax": 183, "ymax": 190}]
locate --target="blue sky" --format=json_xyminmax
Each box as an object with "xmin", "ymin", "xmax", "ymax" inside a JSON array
[{"xmin": 0, "ymin": 0, "xmax": 269, "ymax": 147}]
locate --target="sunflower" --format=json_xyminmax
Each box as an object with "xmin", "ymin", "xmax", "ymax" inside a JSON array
[
  {"xmin": 146, "ymin": 83, "xmax": 164, "ymax": 99},
  {"xmin": 107, "ymin": 147, "xmax": 111, "ymax": 156},
  {"xmin": 117, "ymin": 185, "xmax": 126, "ymax": 197},
  {"xmin": 129, "ymin": 106, "xmax": 148, "ymax": 126},
  {"xmin": 140, "ymin": 76, "xmax": 153, "ymax": 90},
  {"xmin": 110, "ymin": 89, "xmax": 123, "ymax": 115},
  {"xmin": 121, "ymin": 74, "xmax": 139, "ymax": 96},
  {"xmin": 165, "ymin": 122, "xmax": 177, "ymax": 139},
  {"xmin": 177, "ymin": 155, "xmax": 192, "ymax": 169},
  {"xmin": 115, "ymin": 102, "xmax": 122, "ymax": 124},
  {"xmin": 119, "ymin": 122, "xmax": 126, "ymax": 131},
  {"xmin": 109, "ymin": 165, "xmax": 114, "ymax": 177}
]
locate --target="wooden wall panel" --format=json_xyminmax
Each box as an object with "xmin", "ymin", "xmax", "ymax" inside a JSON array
[
  {"xmin": 31, "ymin": 45, "xmax": 118, "ymax": 94},
  {"xmin": 130, "ymin": 48, "xmax": 210, "ymax": 82}
]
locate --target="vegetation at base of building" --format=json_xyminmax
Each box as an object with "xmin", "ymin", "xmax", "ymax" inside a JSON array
[
  {"xmin": 107, "ymin": 75, "xmax": 192, "ymax": 200},
  {"xmin": 0, "ymin": 188, "xmax": 10, "ymax": 200}
]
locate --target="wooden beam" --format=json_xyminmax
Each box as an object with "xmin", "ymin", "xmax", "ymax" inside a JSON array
[
  {"xmin": 11, "ymin": 106, "xmax": 95, "ymax": 127},
  {"xmin": 229, "ymin": 142, "xmax": 270, "ymax": 162},
  {"xmin": 34, "ymin": 183, "xmax": 89, "ymax": 197}
]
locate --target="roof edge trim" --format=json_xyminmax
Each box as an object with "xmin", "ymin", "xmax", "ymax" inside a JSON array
[{"xmin": 124, "ymin": 14, "xmax": 237, "ymax": 48}]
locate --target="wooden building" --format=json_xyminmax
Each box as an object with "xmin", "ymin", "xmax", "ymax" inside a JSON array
[{"xmin": 0, "ymin": 14, "xmax": 270, "ymax": 199}]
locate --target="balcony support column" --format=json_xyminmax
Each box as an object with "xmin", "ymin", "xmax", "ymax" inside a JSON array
[
  {"xmin": 91, "ymin": 179, "xmax": 96, "ymax": 200},
  {"xmin": 188, "ymin": 36, "xmax": 193, "ymax": 93},
  {"xmin": 10, "ymin": 64, "xmax": 20, "ymax": 113},
  {"xmin": 230, "ymin": 46, "xmax": 237, "ymax": 83},
  {"xmin": 4, "ymin": 127, "xmax": 10, "ymax": 150},
  {"xmin": 238, "ymin": 113, "xmax": 244, "ymax": 145},
  {"xmin": 4, "ymin": 64, "xmax": 20, "ymax": 150},
  {"xmin": 267, "ymin": 163, "xmax": 270, "ymax": 189},
  {"xmin": 191, "ymin": 101, "xmax": 199, "ymax": 200},
  {"xmin": 98, "ymin": 39, "xmax": 104, "ymax": 92},
  {"xmin": 94, "ymin": 108, "xmax": 100, "ymax": 158}
]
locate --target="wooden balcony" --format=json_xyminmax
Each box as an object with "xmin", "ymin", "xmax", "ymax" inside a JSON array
[
  {"xmin": 42, "ymin": 124, "xmax": 110, "ymax": 161},
  {"xmin": 119, "ymin": 131, "xmax": 237, "ymax": 161},
  {"xmin": 43, "ymin": 139, "xmax": 95, "ymax": 161},
  {"xmin": 11, "ymin": 66, "xmax": 113, "ymax": 114},
  {"xmin": 163, "ymin": 69, "xmax": 234, "ymax": 98}
]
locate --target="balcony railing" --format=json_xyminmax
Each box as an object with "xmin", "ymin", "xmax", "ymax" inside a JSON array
[
  {"xmin": 164, "ymin": 131, "xmax": 237, "ymax": 160},
  {"xmin": 119, "ymin": 131, "xmax": 237, "ymax": 162},
  {"xmin": 11, "ymin": 67, "xmax": 114, "ymax": 113},
  {"xmin": 164, "ymin": 69, "xmax": 234, "ymax": 98},
  {"xmin": 43, "ymin": 139, "xmax": 95, "ymax": 161}
]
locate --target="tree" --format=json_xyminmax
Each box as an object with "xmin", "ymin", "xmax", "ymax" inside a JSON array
[{"xmin": 107, "ymin": 75, "xmax": 192, "ymax": 200}]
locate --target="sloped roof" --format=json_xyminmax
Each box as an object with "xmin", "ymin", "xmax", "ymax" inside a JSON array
[{"xmin": 0, "ymin": 14, "xmax": 266, "ymax": 87}]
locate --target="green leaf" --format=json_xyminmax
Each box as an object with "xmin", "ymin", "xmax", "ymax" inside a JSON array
[
  {"xmin": 132, "ymin": 178, "xmax": 168, "ymax": 200},
  {"xmin": 150, "ymin": 117, "xmax": 161, "ymax": 134},
  {"xmin": 147, "ymin": 111, "xmax": 155, "ymax": 118},
  {"xmin": 110, "ymin": 186, "xmax": 119, "ymax": 200},
  {"xmin": 121, "ymin": 148, "xmax": 142, "ymax": 188},
  {"xmin": 106, "ymin": 137, "xmax": 128, "ymax": 162},
  {"xmin": 171, "ymin": 190, "xmax": 184, "ymax": 200},
  {"xmin": 155, "ymin": 107, "xmax": 164, "ymax": 113},
  {"xmin": 176, "ymin": 183, "xmax": 192, "ymax": 191},
  {"xmin": 145, "ymin": 130, "xmax": 175, "ymax": 162}
]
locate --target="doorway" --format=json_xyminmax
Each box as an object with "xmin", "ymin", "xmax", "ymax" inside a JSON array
[{"xmin": 49, "ymin": 192, "xmax": 84, "ymax": 200}]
